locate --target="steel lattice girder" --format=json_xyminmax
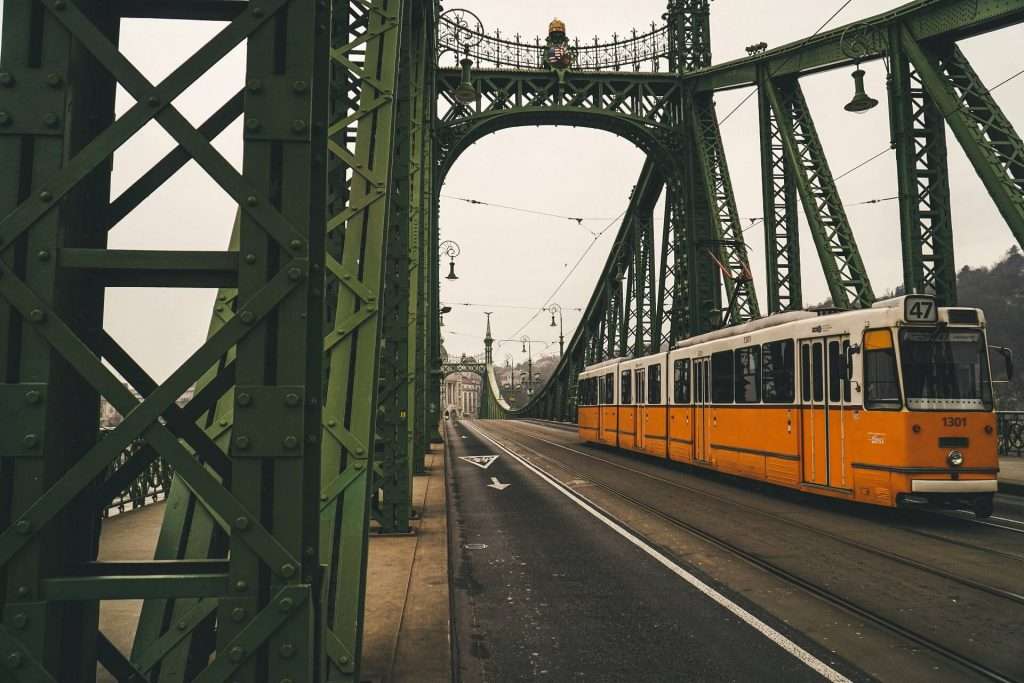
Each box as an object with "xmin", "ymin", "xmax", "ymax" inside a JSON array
[
  {"xmin": 0, "ymin": 0, "xmax": 330, "ymax": 680},
  {"xmin": 889, "ymin": 27, "xmax": 957, "ymax": 305},
  {"xmin": 757, "ymin": 65, "xmax": 802, "ymax": 314},
  {"xmin": 762, "ymin": 76, "xmax": 875, "ymax": 309},
  {"xmin": 319, "ymin": 0, "xmax": 406, "ymax": 678},
  {"xmin": 502, "ymin": 159, "xmax": 665, "ymax": 420},
  {"xmin": 902, "ymin": 31, "xmax": 1024, "ymax": 252},
  {"xmin": 690, "ymin": 92, "xmax": 760, "ymax": 323},
  {"xmin": 437, "ymin": 69, "xmax": 683, "ymax": 131}
]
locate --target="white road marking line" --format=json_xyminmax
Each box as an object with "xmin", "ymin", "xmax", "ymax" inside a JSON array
[
  {"xmin": 459, "ymin": 454, "xmax": 500, "ymax": 470},
  {"xmin": 463, "ymin": 421, "xmax": 852, "ymax": 683}
]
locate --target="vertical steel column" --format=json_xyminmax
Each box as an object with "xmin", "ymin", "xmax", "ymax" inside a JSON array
[
  {"xmin": 757, "ymin": 65, "xmax": 802, "ymax": 313},
  {"xmin": 0, "ymin": 2, "xmax": 117, "ymax": 676},
  {"xmin": 684, "ymin": 96, "xmax": 722, "ymax": 334},
  {"xmin": 889, "ymin": 27, "xmax": 956, "ymax": 305},
  {"xmin": 691, "ymin": 92, "xmax": 760, "ymax": 323},
  {"xmin": 321, "ymin": 0, "xmax": 405, "ymax": 678},
  {"xmin": 902, "ymin": 31, "xmax": 1024, "ymax": 256},
  {"xmin": 657, "ymin": 183, "xmax": 689, "ymax": 344},
  {"xmin": 373, "ymin": 0, "xmax": 416, "ymax": 535},
  {"xmin": 2, "ymin": 0, "xmax": 329, "ymax": 678},
  {"xmin": 763, "ymin": 76, "xmax": 875, "ymax": 309},
  {"xmin": 410, "ymin": 2, "xmax": 435, "ymax": 474}
]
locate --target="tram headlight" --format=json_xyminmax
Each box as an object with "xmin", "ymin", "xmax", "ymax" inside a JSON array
[{"xmin": 947, "ymin": 450, "xmax": 964, "ymax": 467}]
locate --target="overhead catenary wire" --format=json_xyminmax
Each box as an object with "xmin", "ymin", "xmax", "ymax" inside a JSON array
[{"xmin": 719, "ymin": 0, "xmax": 857, "ymax": 127}]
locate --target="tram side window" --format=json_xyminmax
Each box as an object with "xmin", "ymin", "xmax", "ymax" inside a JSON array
[
  {"xmin": 762, "ymin": 340, "xmax": 795, "ymax": 403},
  {"xmin": 578, "ymin": 378, "xmax": 593, "ymax": 406},
  {"xmin": 711, "ymin": 350, "xmax": 734, "ymax": 403},
  {"xmin": 801, "ymin": 345, "xmax": 811, "ymax": 401},
  {"xmin": 735, "ymin": 346, "xmax": 760, "ymax": 403},
  {"xmin": 828, "ymin": 341, "xmax": 843, "ymax": 403},
  {"xmin": 602, "ymin": 373, "xmax": 615, "ymax": 405},
  {"xmin": 621, "ymin": 371, "xmax": 632, "ymax": 405},
  {"xmin": 864, "ymin": 329, "xmax": 901, "ymax": 410},
  {"xmin": 673, "ymin": 359, "xmax": 691, "ymax": 404},
  {"xmin": 648, "ymin": 364, "xmax": 662, "ymax": 405},
  {"xmin": 635, "ymin": 369, "xmax": 646, "ymax": 406}
]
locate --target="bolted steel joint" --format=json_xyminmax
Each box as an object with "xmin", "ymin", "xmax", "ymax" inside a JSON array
[
  {"xmin": 0, "ymin": 72, "xmax": 13, "ymax": 87},
  {"xmin": 6, "ymin": 652, "xmax": 22, "ymax": 669},
  {"xmin": 231, "ymin": 607, "xmax": 247, "ymax": 622},
  {"xmin": 278, "ymin": 642, "xmax": 296, "ymax": 659}
]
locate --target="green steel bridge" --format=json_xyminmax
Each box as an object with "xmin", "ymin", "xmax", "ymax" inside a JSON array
[{"xmin": 1, "ymin": 0, "xmax": 1023, "ymax": 680}]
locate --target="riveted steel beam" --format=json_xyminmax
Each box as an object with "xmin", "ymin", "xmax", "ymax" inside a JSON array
[
  {"xmin": 758, "ymin": 66, "xmax": 802, "ymax": 313},
  {"xmin": 691, "ymin": 93, "xmax": 759, "ymax": 323},
  {"xmin": 320, "ymin": 0, "xmax": 406, "ymax": 678},
  {"xmin": 1, "ymin": 0, "xmax": 330, "ymax": 679},
  {"xmin": 889, "ymin": 27, "xmax": 957, "ymax": 305},
  {"xmin": 694, "ymin": 0, "xmax": 1024, "ymax": 92},
  {"xmin": 902, "ymin": 31, "xmax": 1024, "ymax": 254},
  {"xmin": 763, "ymin": 76, "xmax": 875, "ymax": 309}
]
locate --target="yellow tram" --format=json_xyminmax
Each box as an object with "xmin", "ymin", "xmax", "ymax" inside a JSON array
[{"xmin": 577, "ymin": 295, "xmax": 1010, "ymax": 518}]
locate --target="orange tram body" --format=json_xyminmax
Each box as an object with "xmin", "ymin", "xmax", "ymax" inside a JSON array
[{"xmin": 577, "ymin": 295, "xmax": 1005, "ymax": 518}]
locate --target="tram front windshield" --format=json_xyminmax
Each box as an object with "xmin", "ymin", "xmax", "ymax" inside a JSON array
[{"xmin": 899, "ymin": 329, "xmax": 993, "ymax": 410}]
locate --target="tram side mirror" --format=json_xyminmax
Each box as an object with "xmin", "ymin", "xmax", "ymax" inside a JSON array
[
  {"xmin": 990, "ymin": 345, "xmax": 1014, "ymax": 382},
  {"xmin": 845, "ymin": 344, "xmax": 860, "ymax": 380}
]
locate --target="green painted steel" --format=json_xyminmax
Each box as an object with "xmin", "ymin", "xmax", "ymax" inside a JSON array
[
  {"xmin": 889, "ymin": 27, "xmax": 957, "ymax": 305},
  {"xmin": 5, "ymin": 1, "xmax": 1024, "ymax": 679},
  {"xmin": 902, "ymin": 31, "xmax": 1024, "ymax": 255},
  {"xmin": 758, "ymin": 65, "xmax": 802, "ymax": 314},
  {"xmin": 0, "ymin": 0, "xmax": 331, "ymax": 680},
  {"xmin": 763, "ymin": 76, "xmax": 876, "ymax": 309}
]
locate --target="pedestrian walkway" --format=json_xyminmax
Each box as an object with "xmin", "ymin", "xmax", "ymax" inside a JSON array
[
  {"xmin": 95, "ymin": 445, "xmax": 452, "ymax": 683},
  {"xmin": 1000, "ymin": 456, "xmax": 1024, "ymax": 496}
]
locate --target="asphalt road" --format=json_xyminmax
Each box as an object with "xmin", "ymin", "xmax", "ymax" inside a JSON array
[{"xmin": 446, "ymin": 418, "xmax": 861, "ymax": 683}]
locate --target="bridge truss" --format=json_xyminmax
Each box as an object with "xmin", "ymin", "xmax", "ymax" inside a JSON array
[{"xmin": 0, "ymin": 0, "xmax": 1022, "ymax": 680}]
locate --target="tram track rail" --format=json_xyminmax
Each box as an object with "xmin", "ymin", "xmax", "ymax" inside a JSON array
[
  {"xmin": 473, "ymin": 420, "xmax": 1022, "ymax": 683},
  {"xmin": 521, "ymin": 419, "xmax": 1024, "ymax": 552}
]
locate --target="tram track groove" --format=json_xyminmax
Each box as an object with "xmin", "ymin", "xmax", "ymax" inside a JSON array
[
  {"xmin": 473, "ymin": 420, "xmax": 1021, "ymax": 683},
  {"xmin": 504, "ymin": 422, "xmax": 1024, "ymax": 604},
  {"xmin": 522, "ymin": 419, "xmax": 1024, "ymax": 538}
]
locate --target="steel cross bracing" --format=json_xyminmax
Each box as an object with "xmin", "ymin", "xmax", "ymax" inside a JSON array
[
  {"xmin": 890, "ymin": 28, "xmax": 957, "ymax": 305},
  {"xmin": 483, "ymin": 0, "xmax": 1024, "ymax": 428},
  {"xmin": 0, "ymin": 0, "xmax": 332, "ymax": 682},
  {"xmin": 762, "ymin": 76, "xmax": 876, "ymax": 310},
  {"xmin": 3, "ymin": 0, "xmax": 1024, "ymax": 680},
  {"xmin": 758, "ymin": 65, "xmax": 803, "ymax": 314}
]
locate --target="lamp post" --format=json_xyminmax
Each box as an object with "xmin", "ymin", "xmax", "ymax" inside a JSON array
[
  {"xmin": 548, "ymin": 303, "xmax": 564, "ymax": 357},
  {"xmin": 520, "ymin": 335, "xmax": 534, "ymax": 395},
  {"xmin": 504, "ymin": 353, "xmax": 515, "ymax": 392},
  {"xmin": 439, "ymin": 240, "xmax": 461, "ymax": 280}
]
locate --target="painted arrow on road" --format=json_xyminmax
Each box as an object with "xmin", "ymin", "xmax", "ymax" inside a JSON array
[{"xmin": 487, "ymin": 477, "xmax": 511, "ymax": 491}]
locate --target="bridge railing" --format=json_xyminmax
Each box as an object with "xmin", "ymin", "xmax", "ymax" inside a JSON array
[
  {"xmin": 101, "ymin": 433, "xmax": 174, "ymax": 517},
  {"xmin": 438, "ymin": 16, "xmax": 671, "ymax": 72},
  {"xmin": 997, "ymin": 412, "xmax": 1024, "ymax": 457}
]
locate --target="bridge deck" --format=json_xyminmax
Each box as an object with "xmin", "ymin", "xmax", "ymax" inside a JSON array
[{"xmin": 95, "ymin": 448, "xmax": 452, "ymax": 683}]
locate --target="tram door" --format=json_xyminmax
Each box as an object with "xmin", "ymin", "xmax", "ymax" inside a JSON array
[
  {"xmin": 693, "ymin": 357, "xmax": 712, "ymax": 464},
  {"xmin": 799, "ymin": 336, "xmax": 851, "ymax": 488},
  {"xmin": 634, "ymin": 369, "xmax": 646, "ymax": 451}
]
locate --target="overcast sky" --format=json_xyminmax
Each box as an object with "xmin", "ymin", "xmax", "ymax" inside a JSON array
[{"xmin": 1, "ymin": 1, "xmax": 1021, "ymax": 381}]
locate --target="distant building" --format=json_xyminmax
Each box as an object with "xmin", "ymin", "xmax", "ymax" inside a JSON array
[
  {"xmin": 100, "ymin": 385, "xmax": 195, "ymax": 429},
  {"xmin": 443, "ymin": 372, "xmax": 481, "ymax": 418}
]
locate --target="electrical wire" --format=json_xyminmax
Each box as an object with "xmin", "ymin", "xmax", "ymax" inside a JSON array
[
  {"xmin": 441, "ymin": 194, "xmax": 617, "ymax": 235},
  {"xmin": 442, "ymin": 301, "xmax": 583, "ymax": 312},
  {"xmin": 506, "ymin": 208, "xmax": 628, "ymax": 340},
  {"xmin": 719, "ymin": 0, "xmax": 858, "ymax": 126}
]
